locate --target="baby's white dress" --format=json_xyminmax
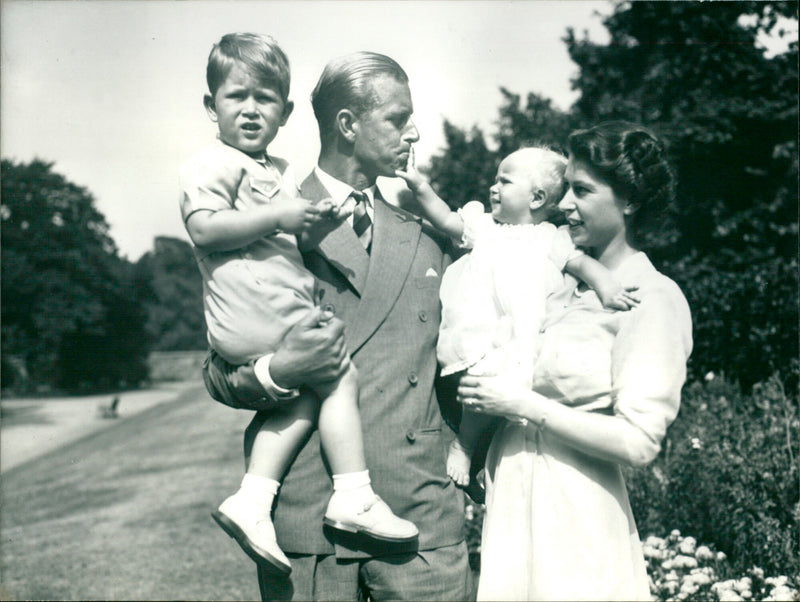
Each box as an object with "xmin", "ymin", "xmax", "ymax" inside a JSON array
[{"xmin": 437, "ymin": 201, "xmax": 581, "ymax": 385}]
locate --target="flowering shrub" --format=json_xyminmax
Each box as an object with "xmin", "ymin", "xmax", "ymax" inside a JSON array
[
  {"xmin": 645, "ymin": 530, "xmax": 800, "ymax": 601},
  {"xmin": 627, "ymin": 371, "xmax": 799, "ymax": 576}
]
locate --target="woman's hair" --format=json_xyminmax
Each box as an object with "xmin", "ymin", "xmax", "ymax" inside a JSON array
[
  {"xmin": 567, "ymin": 121, "xmax": 675, "ymax": 243},
  {"xmin": 206, "ymin": 33, "xmax": 291, "ymax": 101},
  {"xmin": 311, "ymin": 51, "xmax": 408, "ymax": 145}
]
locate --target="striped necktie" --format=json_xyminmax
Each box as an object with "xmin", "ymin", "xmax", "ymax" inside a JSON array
[{"xmin": 350, "ymin": 190, "xmax": 372, "ymax": 252}]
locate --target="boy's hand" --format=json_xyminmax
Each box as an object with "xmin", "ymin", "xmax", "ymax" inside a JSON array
[
  {"xmin": 274, "ymin": 197, "xmax": 321, "ymax": 234},
  {"xmin": 598, "ymin": 284, "xmax": 640, "ymax": 311}
]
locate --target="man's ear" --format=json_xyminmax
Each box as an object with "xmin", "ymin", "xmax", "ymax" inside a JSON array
[
  {"xmin": 336, "ymin": 109, "xmax": 357, "ymax": 143},
  {"xmin": 529, "ymin": 189, "xmax": 548, "ymax": 211},
  {"xmin": 203, "ymin": 94, "xmax": 218, "ymax": 122},
  {"xmin": 280, "ymin": 100, "xmax": 294, "ymax": 126}
]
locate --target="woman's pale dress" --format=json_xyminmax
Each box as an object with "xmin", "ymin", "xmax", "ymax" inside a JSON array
[{"xmin": 478, "ymin": 252, "xmax": 693, "ymax": 601}]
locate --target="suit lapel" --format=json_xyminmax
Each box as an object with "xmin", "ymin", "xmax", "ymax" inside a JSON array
[
  {"xmin": 301, "ymin": 173, "xmax": 370, "ymax": 294},
  {"xmin": 346, "ymin": 196, "xmax": 421, "ymax": 353}
]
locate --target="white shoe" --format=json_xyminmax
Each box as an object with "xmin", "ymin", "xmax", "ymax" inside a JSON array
[
  {"xmin": 212, "ymin": 492, "xmax": 291, "ymax": 574},
  {"xmin": 323, "ymin": 493, "xmax": 419, "ymax": 543}
]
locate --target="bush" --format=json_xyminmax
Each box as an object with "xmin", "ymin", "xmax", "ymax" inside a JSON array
[{"xmin": 627, "ymin": 371, "xmax": 800, "ymax": 577}]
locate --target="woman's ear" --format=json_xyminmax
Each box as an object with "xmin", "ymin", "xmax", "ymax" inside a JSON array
[
  {"xmin": 336, "ymin": 109, "xmax": 357, "ymax": 143},
  {"xmin": 623, "ymin": 201, "xmax": 639, "ymax": 216},
  {"xmin": 529, "ymin": 189, "xmax": 548, "ymax": 211}
]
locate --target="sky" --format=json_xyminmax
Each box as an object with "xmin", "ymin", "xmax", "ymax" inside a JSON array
[{"xmin": 0, "ymin": 0, "xmax": 618, "ymax": 260}]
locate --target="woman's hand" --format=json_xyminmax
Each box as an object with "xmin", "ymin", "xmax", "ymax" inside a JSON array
[{"xmin": 457, "ymin": 371, "xmax": 531, "ymax": 420}]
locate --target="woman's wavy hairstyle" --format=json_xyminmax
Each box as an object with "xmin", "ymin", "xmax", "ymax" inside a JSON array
[{"xmin": 567, "ymin": 121, "xmax": 676, "ymax": 245}]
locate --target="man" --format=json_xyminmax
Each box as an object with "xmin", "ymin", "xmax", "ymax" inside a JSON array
[{"xmin": 203, "ymin": 51, "xmax": 472, "ymax": 601}]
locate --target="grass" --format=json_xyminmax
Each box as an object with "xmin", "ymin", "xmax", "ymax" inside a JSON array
[{"xmin": 0, "ymin": 382, "xmax": 264, "ymax": 601}]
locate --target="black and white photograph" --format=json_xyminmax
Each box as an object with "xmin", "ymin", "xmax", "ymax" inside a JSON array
[{"xmin": 1, "ymin": 1, "xmax": 798, "ymax": 600}]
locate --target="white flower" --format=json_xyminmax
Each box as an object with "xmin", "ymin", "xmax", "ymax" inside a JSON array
[
  {"xmin": 691, "ymin": 437, "xmax": 703, "ymax": 450},
  {"xmin": 670, "ymin": 529, "xmax": 682, "ymax": 538},
  {"xmin": 734, "ymin": 577, "xmax": 752, "ymax": 593},
  {"xmin": 679, "ymin": 536, "xmax": 697, "ymax": 555},
  {"xmin": 705, "ymin": 371, "xmax": 715, "ymax": 381},
  {"xmin": 765, "ymin": 576, "xmax": 788, "ymax": 587},
  {"xmin": 673, "ymin": 554, "xmax": 699, "ymax": 569},
  {"xmin": 718, "ymin": 591, "xmax": 744, "ymax": 601},
  {"xmin": 717, "ymin": 551, "xmax": 728, "ymax": 561},
  {"xmin": 750, "ymin": 567, "xmax": 764, "ymax": 579},
  {"xmin": 695, "ymin": 545, "xmax": 714, "ymax": 560}
]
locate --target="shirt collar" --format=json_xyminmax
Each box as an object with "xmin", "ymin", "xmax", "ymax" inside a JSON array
[{"xmin": 314, "ymin": 166, "xmax": 376, "ymax": 208}]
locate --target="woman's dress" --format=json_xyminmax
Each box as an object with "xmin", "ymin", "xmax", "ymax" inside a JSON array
[{"xmin": 477, "ymin": 252, "xmax": 693, "ymax": 601}]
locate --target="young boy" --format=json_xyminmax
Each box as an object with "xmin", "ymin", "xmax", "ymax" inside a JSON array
[
  {"xmin": 397, "ymin": 147, "xmax": 639, "ymax": 488},
  {"xmin": 180, "ymin": 33, "xmax": 417, "ymax": 575}
]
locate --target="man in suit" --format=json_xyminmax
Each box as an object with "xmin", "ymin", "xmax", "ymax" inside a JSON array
[{"xmin": 203, "ymin": 51, "xmax": 472, "ymax": 601}]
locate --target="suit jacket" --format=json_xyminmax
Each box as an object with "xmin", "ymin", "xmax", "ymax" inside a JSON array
[{"xmin": 204, "ymin": 170, "xmax": 466, "ymax": 558}]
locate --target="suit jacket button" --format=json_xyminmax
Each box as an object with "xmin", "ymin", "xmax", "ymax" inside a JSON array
[
  {"xmin": 406, "ymin": 430, "xmax": 416, "ymax": 442},
  {"xmin": 322, "ymin": 303, "xmax": 336, "ymax": 314},
  {"xmin": 418, "ymin": 311, "xmax": 428, "ymax": 322},
  {"xmin": 408, "ymin": 372, "xmax": 418, "ymax": 386}
]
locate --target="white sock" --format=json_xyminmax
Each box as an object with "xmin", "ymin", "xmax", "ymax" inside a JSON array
[
  {"xmin": 332, "ymin": 470, "xmax": 374, "ymax": 504},
  {"xmin": 240, "ymin": 474, "xmax": 280, "ymax": 512}
]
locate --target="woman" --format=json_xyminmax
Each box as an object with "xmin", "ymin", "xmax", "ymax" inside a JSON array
[{"xmin": 459, "ymin": 122, "xmax": 693, "ymax": 601}]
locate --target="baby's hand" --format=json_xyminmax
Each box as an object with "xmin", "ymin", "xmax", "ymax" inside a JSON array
[
  {"xmin": 274, "ymin": 197, "xmax": 321, "ymax": 234},
  {"xmin": 598, "ymin": 285, "xmax": 640, "ymax": 311},
  {"xmin": 317, "ymin": 197, "xmax": 353, "ymax": 221},
  {"xmin": 395, "ymin": 147, "xmax": 426, "ymax": 192}
]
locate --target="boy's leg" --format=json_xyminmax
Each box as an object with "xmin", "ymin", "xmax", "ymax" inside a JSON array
[
  {"xmin": 313, "ymin": 365, "xmax": 418, "ymax": 543},
  {"xmin": 214, "ymin": 396, "xmax": 318, "ymax": 574}
]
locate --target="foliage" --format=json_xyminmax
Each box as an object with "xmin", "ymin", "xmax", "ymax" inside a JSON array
[
  {"xmin": 627, "ymin": 372, "xmax": 800, "ymax": 577},
  {"xmin": 427, "ymin": 1, "xmax": 798, "ymax": 391},
  {"xmin": 135, "ymin": 237, "xmax": 206, "ymax": 351},
  {"xmin": 564, "ymin": 0, "xmax": 799, "ymax": 389},
  {"xmin": 644, "ymin": 530, "xmax": 799, "ymax": 601},
  {"xmin": 1, "ymin": 159, "xmax": 148, "ymax": 392}
]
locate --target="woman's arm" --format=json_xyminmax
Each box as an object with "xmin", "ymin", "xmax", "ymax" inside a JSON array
[
  {"xmin": 458, "ymin": 280, "xmax": 692, "ymax": 468},
  {"xmin": 457, "ymin": 374, "xmax": 660, "ymax": 467}
]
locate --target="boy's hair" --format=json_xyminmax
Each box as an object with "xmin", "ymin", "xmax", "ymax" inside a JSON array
[
  {"xmin": 516, "ymin": 146, "xmax": 569, "ymax": 209},
  {"xmin": 311, "ymin": 51, "xmax": 408, "ymax": 146},
  {"xmin": 206, "ymin": 33, "xmax": 290, "ymax": 101}
]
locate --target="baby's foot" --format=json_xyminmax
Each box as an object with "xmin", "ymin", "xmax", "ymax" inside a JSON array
[{"xmin": 446, "ymin": 439, "xmax": 473, "ymax": 487}]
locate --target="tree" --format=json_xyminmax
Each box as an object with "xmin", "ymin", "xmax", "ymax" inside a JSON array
[
  {"xmin": 135, "ymin": 236, "xmax": 206, "ymax": 351},
  {"xmin": 565, "ymin": 0, "xmax": 799, "ymax": 388},
  {"xmin": 1, "ymin": 159, "xmax": 148, "ymax": 392}
]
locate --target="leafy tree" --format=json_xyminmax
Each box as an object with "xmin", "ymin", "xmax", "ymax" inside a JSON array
[
  {"xmin": 135, "ymin": 236, "xmax": 206, "ymax": 351},
  {"xmin": 564, "ymin": 0, "xmax": 799, "ymax": 389},
  {"xmin": 1, "ymin": 159, "xmax": 148, "ymax": 392}
]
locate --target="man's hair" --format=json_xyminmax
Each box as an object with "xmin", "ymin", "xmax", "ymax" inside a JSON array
[
  {"xmin": 206, "ymin": 33, "xmax": 290, "ymax": 101},
  {"xmin": 311, "ymin": 51, "xmax": 408, "ymax": 145}
]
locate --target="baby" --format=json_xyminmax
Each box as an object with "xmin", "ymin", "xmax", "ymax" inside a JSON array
[
  {"xmin": 180, "ymin": 33, "xmax": 417, "ymax": 574},
  {"xmin": 397, "ymin": 147, "xmax": 638, "ymax": 488}
]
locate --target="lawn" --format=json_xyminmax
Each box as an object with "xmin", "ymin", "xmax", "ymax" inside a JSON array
[{"xmin": 0, "ymin": 383, "xmax": 263, "ymax": 600}]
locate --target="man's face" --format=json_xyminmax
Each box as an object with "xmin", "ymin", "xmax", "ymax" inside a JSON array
[{"xmin": 351, "ymin": 75, "xmax": 419, "ymax": 179}]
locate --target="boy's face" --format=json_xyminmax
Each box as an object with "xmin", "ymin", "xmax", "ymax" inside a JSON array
[
  {"xmin": 489, "ymin": 153, "xmax": 537, "ymax": 225},
  {"xmin": 204, "ymin": 63, "xmax": 293, "ymax": 157}
]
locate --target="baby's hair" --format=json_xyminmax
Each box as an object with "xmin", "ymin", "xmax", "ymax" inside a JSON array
[
  {"xmin": 516, "ymin": 145, "xmax": 569, "ymax": 209},
  {"xmin": 206, "ymin": 33, "xmax": 291, "ymax": 101}
]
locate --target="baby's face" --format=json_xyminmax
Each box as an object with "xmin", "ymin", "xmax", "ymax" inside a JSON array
[
  {"xmin": 205, "ymin": 63, "xmax": 292, "ymax": 157},
  {"xmin": 488, "ymin": 153, "xmax": 538, "ymax": 225}
]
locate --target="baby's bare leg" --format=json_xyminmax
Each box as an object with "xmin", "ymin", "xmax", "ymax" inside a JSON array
[{"xmin": 448, "ymin": 410, "xmax": 497, "ymax": 486}]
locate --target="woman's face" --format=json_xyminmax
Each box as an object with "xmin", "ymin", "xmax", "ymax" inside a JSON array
[{"xmin": 559, "ymin": 156, "xmax": 629, "ymax": 258}]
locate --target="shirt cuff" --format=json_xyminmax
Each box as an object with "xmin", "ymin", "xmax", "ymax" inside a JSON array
[{"xmin": 253, "ymin": 354, "xmax": 300, "ymax": 400}]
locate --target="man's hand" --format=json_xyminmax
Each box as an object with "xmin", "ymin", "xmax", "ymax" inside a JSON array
[{"xmin": 269, "ymin": 306, "xmax": 350, "ymax": 389}]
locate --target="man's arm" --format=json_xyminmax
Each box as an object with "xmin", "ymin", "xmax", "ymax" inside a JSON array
[{"xmin": 202, "ymin": 307, "xmax": 350, "ymax": 408}]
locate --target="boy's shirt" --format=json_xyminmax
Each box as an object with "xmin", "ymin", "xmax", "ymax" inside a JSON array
[{"xmin": 179, "ymin": 141, "xmax": 315, "ymax": 364}]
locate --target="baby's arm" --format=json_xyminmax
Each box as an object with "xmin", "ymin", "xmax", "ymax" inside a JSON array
[
  {"xmin": 186, "ymin": 190, "xmax": 324, "ymax": 253},
  {"xmin": 565, "ymin": 255, "xmax": 640, "ymax": 310},
  {"xmin": 395, "ymin": 151, "xmax": 464, "ymax": 240}
]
